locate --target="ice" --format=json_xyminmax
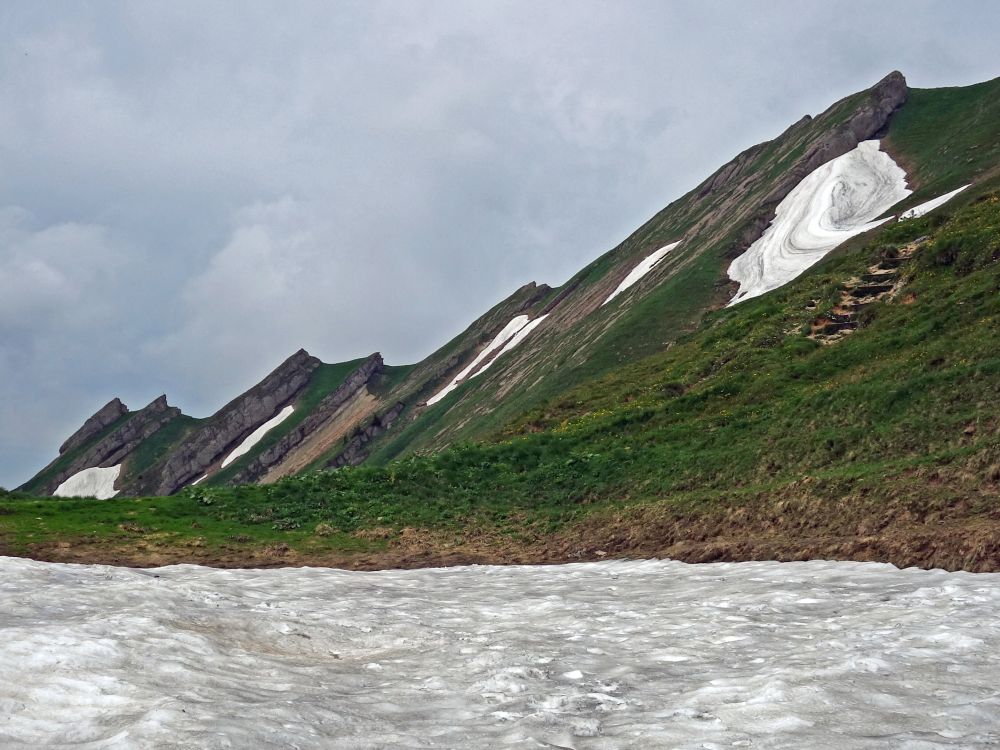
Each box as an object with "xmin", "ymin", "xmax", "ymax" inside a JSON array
[
  {"xmin": 220, "ymin": 404, "xmax": 294, "ymax": 468},
  {"xmin": 2, "ymin": 557, "xmax": 999, "ymax": 748},
  {"xmin": 728, "ymin": 140, "xmax": 911, "ymax": 305},
  {"xmin": 52, "ymin": 464, "xmax": 121, "ymax": 499},
  {"xmin": 899, "ymin": 184, "xmax": 970, "ymax": 220},
  {"xmin": 603, "ymin": 241, "xmax": 681, "ymax": 305},
  {"xmin": 427, "ymin": 315, "xmax": 529, "ymax": 405}
]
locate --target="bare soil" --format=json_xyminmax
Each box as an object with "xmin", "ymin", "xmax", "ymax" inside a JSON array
[{"xmin": 17, "ymin": 482, "xmax": 1000, "ymax": 573}]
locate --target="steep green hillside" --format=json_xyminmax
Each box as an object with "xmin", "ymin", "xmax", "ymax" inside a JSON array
[
  {"xmin": 885, "ymin": 77, "xmax": 1000, "ymax": 198},
  {"xmin": 363, "ymin": 75, "xmax": 910, "ymax": 464}
]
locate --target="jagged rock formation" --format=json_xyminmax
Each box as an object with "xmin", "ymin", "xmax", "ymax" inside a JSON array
[
  {"xmin": 144, "ymin": 349, "xmax": 321, "ymax": 495},
  {"xmin": 58, "ymin": 398, "xmax": 129, "ymax": 455},
  {"xmin": 230, "ymin": 353, "xmax": 385, "ymax": 484},
  {"xmin": 29, "ymin": 396, "xmax": 180, "ymax": 495}
]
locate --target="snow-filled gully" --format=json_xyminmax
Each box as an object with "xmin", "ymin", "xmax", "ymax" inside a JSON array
[
  {"xmin": 2, "ymin": 557, "xmax": 999, "ymax": 748},
  {"xmin": 427, "ymin": 314, "xmax": 548, "ymax": 405},
  {"xmin": 603, "ymin": 241, "xmax": 681, "ymax": 305},
  {"xmin": 220, "ymin": 404, "xmax": 295, "ymax": 468}
]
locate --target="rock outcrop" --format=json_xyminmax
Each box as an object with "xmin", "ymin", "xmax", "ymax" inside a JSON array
[
  {"xmin": 149, "ymin": 349, "xmax": 321, "ymax": 494},
  {"xmin": 228, "ymin": 353, "xmax": 385, "ymax": 484},
  {"xmin": 32, "ymin": 396, "xmax": 181, "ymax": 495},
  {"xmin": 58, "ymin": 398, "xmax": 129, "ymax": 455},
  {"xmin": 326, "ymin": 402, "xmax": 406, "ymax": 469}
]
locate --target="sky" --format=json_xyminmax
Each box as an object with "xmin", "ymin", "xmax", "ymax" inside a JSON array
[{"xmin": 1, "ymin": 1, "xmax": 998, "ymax": 487}]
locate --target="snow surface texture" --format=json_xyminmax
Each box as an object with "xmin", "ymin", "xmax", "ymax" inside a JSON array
[
  {"xmin": 899, "ymin": 185, "xmax": 970, "ymax": 220},
  {"xmin": 427, "ymin": 314, "xmax": 548, "ymax": 405},
  {"xmin": 728, "ymin": 140, "xmax": 911, "ymax": 306},
  {"xmin": 603, "ymin": 241, "xmax": 681, "ymax": 305},
  {"xmin": 2, "ymin": 557, "xmax": 999, "ymax": 748},
  {"xmin": 426, "ymin": 315, "xmax": 529, "ymax": 405},
  {"xmin": 220, "ymin": 405, "xmax": 294, "ymax": 468},
  {"xmin": 51, "ymin": 464, "xmax": 121, "ymax": 499}
]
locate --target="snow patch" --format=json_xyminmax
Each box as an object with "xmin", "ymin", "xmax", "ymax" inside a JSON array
[
  {"xmin": 427, "ymin": 314, "xmax": 548, "ymax": 405},
  {"xmin": 191, "ymin": 475, "xmax": 208, "ymax": 486},
  {"xmin": 2, "ymin": 558, "xmax": 1000, "ymax": 747},
  {"xmin": 603, "ymin": 241, "xmax": 681, "ymax": 305},
  {"xmin": 427, "ymin": 315, "xmax": 530, "ymax": 405},
  {"xmin": 220, "ymin": 405, "xmax": 294, "ymax": 468},
  {"xmin": 478, "ymin": 314, "xmax": 548, "ymax": 373},
  {"xmin": 53, "ymin": 465, "xmax": 121, "ymax": 499},
  {"xmin": 728, "ymin": 140, "xmax": 911, "ymax": 306},
  {"xmin": 899, "ymin": 185, "xmax": 970, "ymax": 220}
]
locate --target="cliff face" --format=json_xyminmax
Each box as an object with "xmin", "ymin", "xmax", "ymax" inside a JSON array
[
  {"xmin": 327, "ymin": 402, "xmax": 406, "ymax": 469},
  {"xmin": 144, "ymin": 349, "xmax": 321, "ymax": 495},
  {"xmin": 229, "ymin": 353, "xmax": 385, "ymax": 485},
  {"xmin": 58, "ymin": 398, "xmax": 129, "ymax": 456}
]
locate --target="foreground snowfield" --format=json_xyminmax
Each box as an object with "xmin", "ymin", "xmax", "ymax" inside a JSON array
[{"xmin": 2, "ymin": 558, "xmax": 999, "ymax": 749}]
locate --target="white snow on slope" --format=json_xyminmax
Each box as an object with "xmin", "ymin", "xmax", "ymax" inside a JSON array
[
  {"xmin": 899, "ymin": 184, "xmax": 970, "ymax": 220},
  {"xmin": 603, "ymin": 241, "xmax": 681, "ymax": 305},
  {"xmin": 52, "ymin": 464, "xmax": 121, "ymax": 499},
  {"xmin": 476, "ymin": 314, "xmax": 548, "ymax": 375},
  {"xmin": 2, "ymin": 558, "xmax": 999, "ymax": 748},
  {"xmin": 220, "ymin": 404, "xmax": 294, "ymax": 468},
  {"xmin": 728, "ymin": 140, "xmax": 911, "ymax": 306},
  {"xmin": 427, "ymin": 315, "xmax": 530, "ymax": 405}
]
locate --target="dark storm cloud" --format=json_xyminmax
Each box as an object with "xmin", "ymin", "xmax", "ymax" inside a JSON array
[{"xmin": 1, "ymin": 0, "xmax": 998, "ymax": 486}]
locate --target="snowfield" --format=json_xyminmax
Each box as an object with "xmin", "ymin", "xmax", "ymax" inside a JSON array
[
  {"xmin": 728, "ymin": 140, "xmax": 911, "ymax": 305},
  {"xmin": 2, "ymin": 557, "xmax": 999, "ymax": 748},
  {"xmin": 899, "ymin": 184, "xmax": 970, "ymax": 220},
  {"xmin": 221, "ymin": 405, "xmax": 294, "ymax": 468},
  {"xmin": 52, "ymin": 464, "xmax": 121, "ymax": 499},
  {"xmin": 603, "ymin": 241, "xmax": 682, "ymax": 305}
]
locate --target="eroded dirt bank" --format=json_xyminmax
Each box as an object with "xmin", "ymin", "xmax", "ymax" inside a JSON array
[{"xmin": 15, "ymin": 480, "xmax": 1000, "ymax": 572}]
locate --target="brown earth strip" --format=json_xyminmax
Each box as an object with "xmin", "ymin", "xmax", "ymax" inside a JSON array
[{"xmin": 15, "ymin": 480, "xmax": 1000, "ymax": 573}]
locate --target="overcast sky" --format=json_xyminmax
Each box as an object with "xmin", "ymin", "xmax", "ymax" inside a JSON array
[{"xmin": 2, "ymin": 1, "xmax": 998, "ymax": 487}]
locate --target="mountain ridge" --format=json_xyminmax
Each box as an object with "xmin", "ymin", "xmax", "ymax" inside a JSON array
[{"xmin": 16, "ymin": 71, "xmax": 1000, "ymax": 516}]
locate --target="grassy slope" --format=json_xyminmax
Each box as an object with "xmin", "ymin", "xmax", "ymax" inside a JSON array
[{"xmin": 885, "ymin": 78, "xmax": 1000, "ymax": 200}]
